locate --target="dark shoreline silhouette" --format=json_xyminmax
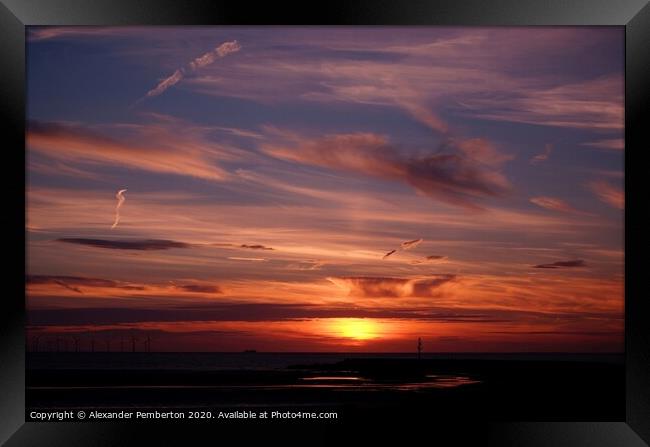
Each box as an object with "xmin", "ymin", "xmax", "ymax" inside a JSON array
[{"xmin": 26, "ymin": 352, "xmax": 624, "ymax": 421}]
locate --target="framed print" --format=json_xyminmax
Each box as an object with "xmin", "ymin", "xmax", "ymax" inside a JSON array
[{"xmin": 1, "ymin": 0, "xmax": 648, "ymax": 445}]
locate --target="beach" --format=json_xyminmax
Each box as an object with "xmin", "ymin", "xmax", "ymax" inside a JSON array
[{"xmin": 26, "ymin": 352, "xmax": 624, "ymax": 421}]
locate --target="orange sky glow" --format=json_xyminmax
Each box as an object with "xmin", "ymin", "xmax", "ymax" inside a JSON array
[{"xmin": 26, "ymin": 27, "xmax": 623, "ymax": 352}]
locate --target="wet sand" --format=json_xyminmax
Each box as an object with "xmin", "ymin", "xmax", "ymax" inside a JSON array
[{"xmin": 26, "ymin": 354, "xmax": 624, "ymax": 420}]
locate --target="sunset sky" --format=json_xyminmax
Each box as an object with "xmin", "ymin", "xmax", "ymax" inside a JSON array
[{"xmin": 26, "ymin": 27, "xmax": 624, "ymax": 352}]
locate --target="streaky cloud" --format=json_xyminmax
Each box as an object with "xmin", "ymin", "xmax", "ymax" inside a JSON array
[
  {"xmin": 286, "ymin": 260, "xmax": 326, "ymax": 270},
  {"xmin": 533, "ymin": 259, "xmax": 586, "ymax": 269},
  {"xmin": 401, "ymin": 238, "xmax": 423, "ymax": 250},
  {"xmin": 530, "ymin": 196, "xmax": 581, "ymax": 214},
  {"xmin": 580, "ymin": 139, "xmax": 624, "ymax": 151},
  {"xmin": 27, "ymin": 274, "xmax": 145, "ymax": 291},
  {"xmin": 263, "ymin": 132, "xmax": 511, "ymax": 209},
  {"xmin": 172, "ymin": 283, "xmax": 222, "ymax": 294},
  {"xmin": 240, "ymin": 244, "xmax": 274, "ymax": 250},
  {"xmin": 382, "ymin": 249, "xmax": 397, "ymax": 259},
  {"xmin": 145, "ymin": 40, "xmax": 241, "ymax": 99},
  {"xmin": 383, "ymin": 238, "xmax": 423, "ymax": 260},
  {"xmin": 587, "ymin": 181, "xmax": 624, "ymax": 210},
  {"xmin": 57, "ymin": 238, "xmax": 192, "ymax": 251},
  {"xmin": 110, "ymin": 189, "xmax": 127, "ymax": 229},
  {"xmin": 530, "ymin": 144, "xmax": 552, "ymax": 165},
  {"xmin": 410, "ymin": 255, "xmax": 447, "ymax": 265},
  {"xmin": 27, "ymin": 302, "xmax": 514, "ymax": 326},
  {"xmin": 27, "ymin": 119, "xmax": 232, "ymax": 181}
]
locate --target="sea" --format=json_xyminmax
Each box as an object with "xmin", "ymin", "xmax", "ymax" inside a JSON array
[
  {"xmin": 26, "ymin": 351, "xmax": 624, "ymax": 371},
  {"xmin": 25, "ymin": 352, "xmax": 625, "ymax": 419}
]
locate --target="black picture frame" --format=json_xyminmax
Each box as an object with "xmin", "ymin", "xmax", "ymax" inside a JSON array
[{"xmin": 1, "ymin": 0, "xmax": 648, "ymax": 445}]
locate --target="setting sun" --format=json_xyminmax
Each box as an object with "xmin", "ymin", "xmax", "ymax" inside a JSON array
[
  {"xmin": 330, "ymin": 318, "xmax": 381, "ymax": 341},
  {"xmin": 26, "ymin": 27, "xmax": 623, "ymax": 355},
  {"xmin": 21, "ymin": 23, "xmax": 627, "ymax": 425}
]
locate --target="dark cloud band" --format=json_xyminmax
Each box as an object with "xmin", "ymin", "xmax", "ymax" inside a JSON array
[
  {"xmin": 533, "ymin": 259, "xmax": 586, "ymax": 269},
  {"xmin": 57, "ymin": 238, "xmax": 192, "ymax": 251}
]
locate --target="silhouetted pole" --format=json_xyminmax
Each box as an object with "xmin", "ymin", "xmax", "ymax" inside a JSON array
[
  {"xmin": 131, "ymin": 336, "xmax": 136, "ymax": 353},
  {"xmin": 91, "ymin": 337, "xmax": 95, "ymax": 353},
  {"xmin": 120, "ymin": 337, "xmax": 124, "ymax": 352},
  {"xmin": 417, "ymin": 337, "xmax": 422, "ymax": 360}
]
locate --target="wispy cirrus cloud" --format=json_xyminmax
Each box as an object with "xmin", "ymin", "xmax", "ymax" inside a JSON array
[
  {"xmin": 24, "ymin": 27, "xmax": 624, "ymax": 352},
  {"xmin": 111, "ymin": 189, "xmax": 127, "ymax": 229},
  {"xmin": 263, "ymin": 132, "xmax": 511, "ymax": 208},
  {"xmin": 286, "ymin": 260, "xmax": 326, "ymax": 271},
  {"xmin": 27, "ymin": 275, "xmax": 146, "ymax": 292},
  {"xmin": 400, "ymin": 238, "xmax": 423, "ymax": 250},
  {"xmin": 30, "ymin": 28, "xmax": 624, "ymax": 136},
  {"xmin": 530, "ymin": 144, "xmax": 553, "ymax": 165},
  {"xmin": 186, "ymin": 29, "xmax": 622, "ymax": 134},
  {"xmin": 227, "ymin": 257, "xmax": 267, "ymax": 262},
  {"xmin": 456, "ymin": 75, "xmax": 623, "ymax": 131},
  {"xmin": 171, "ymin": 283, "xmax": 223, "ymax": 294},
  {"xmin": 580, "ymin": 139, "xmax": 624, "ymax": 151},
  {"xmin": 410, "ymin": 255, "xmax": 447, "ymax": 265},
  {"xmin": 27, "ymin": 273, "xmax": 226, "ymax": 299},
  {"xmin": 587, "ymin": 181, "xmax": 624, "ymax": 209},
  {"xmin": 530, "ymin": 196, "xmax": 581, "ymax": 214},
  {"xmin": 26, "ymin": 118, "xmax": 240, "ymax": 181},
  {"xmin": 144, "ymin": 40, "xmax": 241, "ymax": 99},
  {"xmin": 28, "ymin": 26, "xmax": 141, "ymax": 42}
]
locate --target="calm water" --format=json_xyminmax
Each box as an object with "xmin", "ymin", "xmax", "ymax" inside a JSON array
[
  {"xmin": 27, "ymin": 351, "xmax": 623, "ymax": 371},
  {"xmin": 26, "ymin": 352, "xmax": 625, "ymax": 415},
  {"xmin": 28, "ymin": 376, "xmax": 481, "ymax": 391},
  {"xmin": 28, "ymin": 352, "xmax": 490, "ymax": 392}
]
